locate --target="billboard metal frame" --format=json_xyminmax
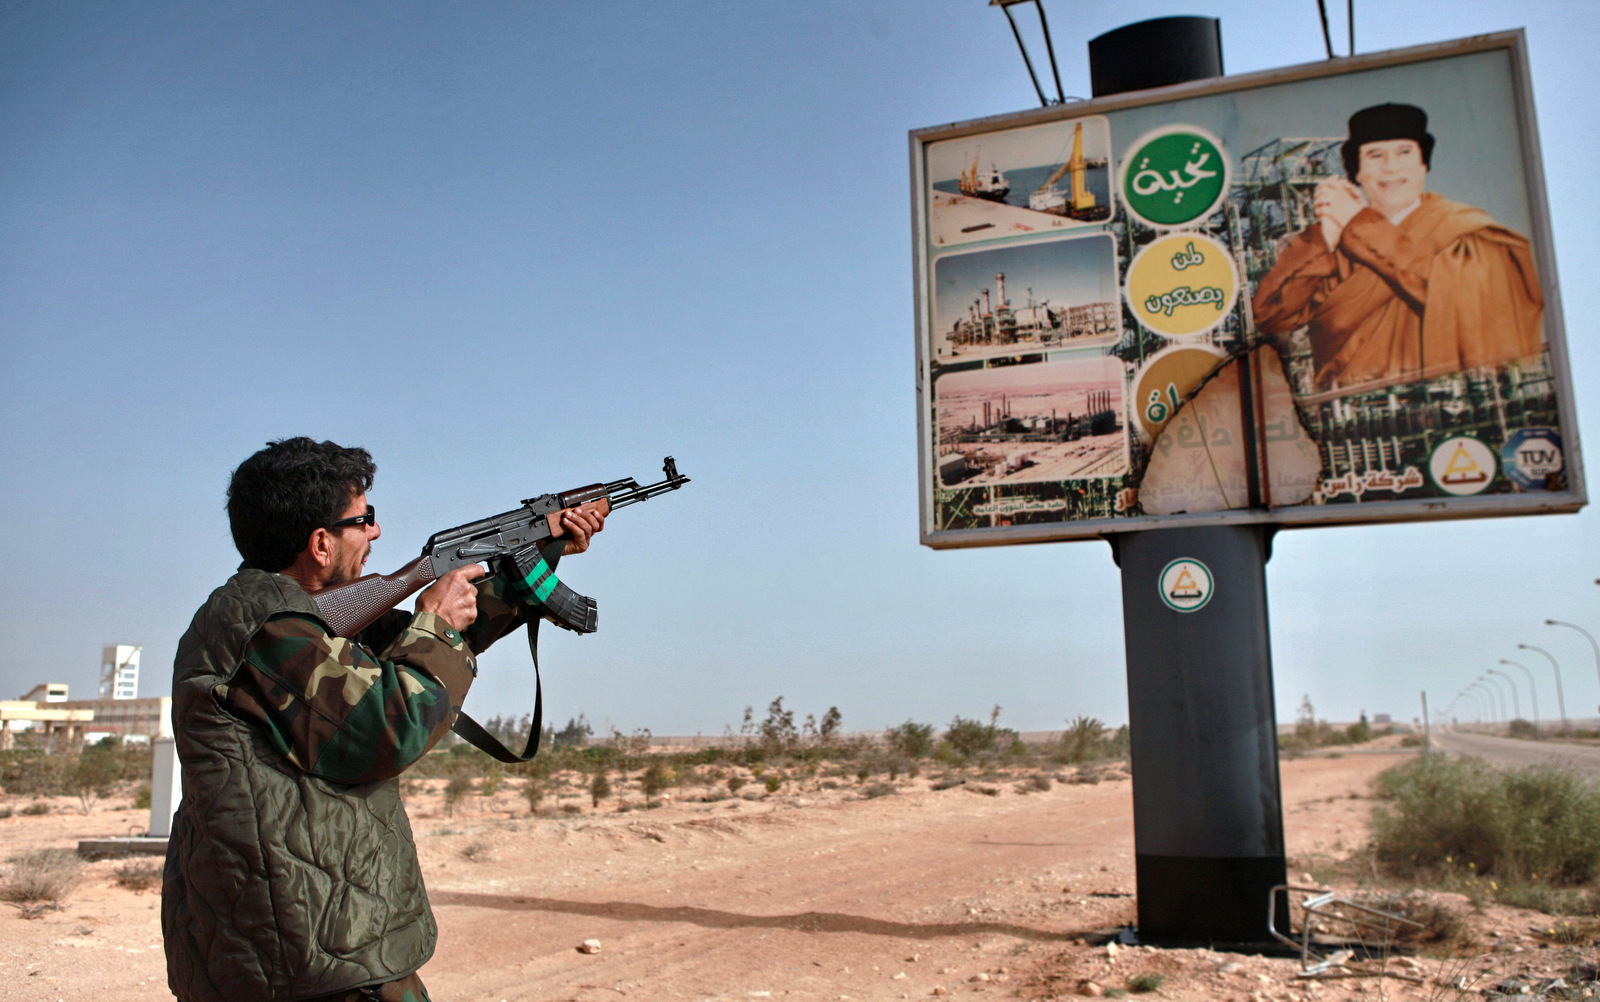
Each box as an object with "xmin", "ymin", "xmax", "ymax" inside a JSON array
[{"xmin": 912, "ymin": 31, "xmax": 1582, "ymax": 548}]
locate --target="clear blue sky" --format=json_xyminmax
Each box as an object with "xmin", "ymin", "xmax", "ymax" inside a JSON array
[{"xmin": 4, "ymin": 1, "xmax": 1598, "ymax": 738}]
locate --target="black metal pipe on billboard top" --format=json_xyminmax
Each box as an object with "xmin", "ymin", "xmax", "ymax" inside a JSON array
[{"xmin": 1094, "ymin": 16, "xmax": 1292, "ymax": 948}]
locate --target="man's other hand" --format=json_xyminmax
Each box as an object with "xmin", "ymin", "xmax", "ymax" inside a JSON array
[
  {"xmin": 416, "ymin": 563, "xmax": 486, "ymax": 633},
  {"xmin": 548, "ymin": 499, "xmax": 609, "ymax": 555}
]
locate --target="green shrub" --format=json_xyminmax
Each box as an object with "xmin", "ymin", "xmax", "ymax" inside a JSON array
[
  {"xmin": 22, "ymin": 800, "xmax": 51, "ymax": 816},
  {"xmin": 1373, "ymin": 756, "xmax": 1600, "ymax": 886},
  {"xmin": 726, "ymin": 775, "xmax": 745, "ymax": 795},
  {"xmin": 522, "ymin": 779, "xmax": 544, "ymax": 814},
  {"xmin": 1127, "ymin": 973, "xmax": 1165, "ymax": 993},
  {"xmin": 943, "ymin": 717, "xmax": 994, "ymax": 760},
  {"xmin": 442, "ymin": 775, "xmax": 473, "ymax": 816},
  {"xmin": 478, "ymin": 767, "xmax": 504, "ymax": 797},
  {"xmin": 885, "ymin": 721, "xmax": 935, "ymax": 759},
  {"xmin": 0, "ymin": 750, "xmax": 60, "ymax": 797},
  {"xmin": 763, "ymin": 774, "xmax": 782, "ymax": 793},
  {"xmin": 1061, "ymin": 716, "xmax": 1106, "ymax": 764},
  {"xmin": 641, "ymin": 761, "xmax": 671, "ymax": 805},
  {"xmin": 589, "ymin": 771, "xmax": 611, "ymax": 807},
  {"xmin": 1508, "ymin": 719, "xmax": 1540, "ymax": 739},
  {"xmin": 132, "ymin": 784, "xmax": 152, "ymax": 810},
  {"xmin": 66, "ymin": 747, "xmax": 122, "ymax": 814},
  {"xmin": 1344, "ymin": 713, "xmax": 1373, "ymax": 744}
]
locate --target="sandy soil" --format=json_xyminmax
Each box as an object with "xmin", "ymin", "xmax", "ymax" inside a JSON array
[{"xmin": 2, "ymin": 743, "xmax": 1595, "ymax": 1001}]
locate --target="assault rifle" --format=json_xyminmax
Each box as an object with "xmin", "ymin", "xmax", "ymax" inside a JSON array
[{"xmin": 312, "ymin": 457, "xmax": 689, "ymax": 638}]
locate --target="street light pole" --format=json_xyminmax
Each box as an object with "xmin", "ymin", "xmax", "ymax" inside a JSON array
[
  {"xmin": 1499, "ymin": 659, "xmax": 1541, "ymax": 734},
  {"xmin": 1487, "ymin": 668, "xmax": 1521, "ymax": 722},
  {"xmin": 1468, "ymin": 688, "xmax": 1489, "ymax": 725},
  {"xmin": 1518, "ymin": 643, "xmax": 1569, "ymax": 733},
  {"xmin": 1478, "ymin": 677, "xmax": 1508, "ymax": 727},
  {"xmin": 1469, "ymin": 682, "xmax": 1499, "ymax": 727},
  {"xmin": 1545, "ymin": 619, "xmax": 1600, "ymax": 699}
]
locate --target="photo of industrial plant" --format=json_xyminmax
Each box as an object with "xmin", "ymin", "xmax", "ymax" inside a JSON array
[
  {"xmin": 926, "ymin": 116, "xmax": 1114, "ymax": 248},
  {"xmin": 931, "ymin": 234, "xmax": 1119, "ymax": 362},
  {"xmin": 934, "ymin": 353, "xmax": 1127, "ymax": 488}
]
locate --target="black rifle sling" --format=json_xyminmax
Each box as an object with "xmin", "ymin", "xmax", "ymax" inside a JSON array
[{"xmin": 449, "ymin": 536, "xmax": 568, "ymax": 763}]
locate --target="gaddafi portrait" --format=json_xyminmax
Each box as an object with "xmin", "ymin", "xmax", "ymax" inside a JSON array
[{"xmin": 1251, "ymin": 102, "xmax": 1545, "ymax": 396}]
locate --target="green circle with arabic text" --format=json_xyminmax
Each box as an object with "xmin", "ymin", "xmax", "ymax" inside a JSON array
[{"xmin": 1120, "ymin": 126, "xmax": 1230, "ymax": 228}]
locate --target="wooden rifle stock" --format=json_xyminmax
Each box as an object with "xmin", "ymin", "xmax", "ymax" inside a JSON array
[{"xmin": 312, "ymin": 555, "xmax": 438, "ymax": 638}]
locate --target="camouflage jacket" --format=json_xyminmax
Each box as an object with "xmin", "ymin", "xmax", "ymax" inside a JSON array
[
  {"xmin": 221, "ymin": 575, "xmax": 532, "ymax": 784},
  {"xmin": 165, "ymin": 569, "xmax": 538, "ymax": 1001}
]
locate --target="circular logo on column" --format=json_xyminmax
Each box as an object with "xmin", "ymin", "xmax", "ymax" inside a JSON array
[
  {"xmin": 1126, "ymin": 232, "xmax": 1239, "ymax": 337},
  {"xmin": 1428, "ymin": 436, "xmax": 1498, "ymax": 496},
  {"xmin": 1120, "ymin": 126, "xmax": 1231, "ymax": 228},
  {"xmin": 1158, "ymin": 557, "xmax": 1214, "ymax": 613},
  {"xmin": 1501, "ymin": 427, "xmax": 1564, "ymax": 490}
]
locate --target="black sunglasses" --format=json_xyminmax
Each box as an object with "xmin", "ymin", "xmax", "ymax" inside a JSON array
[{"xmin": 328, "ymin": 504, "xmax": 376, "ymax": 529}]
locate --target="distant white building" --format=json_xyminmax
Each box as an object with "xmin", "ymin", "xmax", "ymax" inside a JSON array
[{"xmin": 101, "ymin": 644, "xmax": 141, "ymax": 700}]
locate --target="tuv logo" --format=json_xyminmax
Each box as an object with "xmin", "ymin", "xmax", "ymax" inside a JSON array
[{"xmin": 1502, "ymin": 428, "xmax": 1564, "ymax": 490}]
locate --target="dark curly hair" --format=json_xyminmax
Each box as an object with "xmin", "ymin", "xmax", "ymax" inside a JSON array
[{"xmin": 227, "ymin": 438, "xmax": 376, "ymax": 572}]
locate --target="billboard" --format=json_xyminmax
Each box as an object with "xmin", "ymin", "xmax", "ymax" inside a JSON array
[{"xmin": 912, "ymin": 32, "xmax": 1582, "ymax": 547}]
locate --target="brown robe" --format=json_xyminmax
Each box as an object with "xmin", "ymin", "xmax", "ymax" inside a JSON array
[{"xmin": 1251, "ymin": 192, "xmax": 1544, "ymax": 395}]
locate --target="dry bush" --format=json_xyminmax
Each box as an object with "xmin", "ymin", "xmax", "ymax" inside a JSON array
[
  {"xmin": 2, "ymin": 849, "xmax": 83, "ymax": 905},
  {"xmin": 1358, "ymin": 891, "xmax": 1476, "ymax": 956},
  {"xmin": 114, "ymin": 860, "xmax": 162, "ymax": 892},
  {"xmin": 1373, "ymin": 757, "xmax": 1600, "ymax": 886},
  {"xmin": 441, "ymin": 775, "xmax": 473, "ymax": 816}
]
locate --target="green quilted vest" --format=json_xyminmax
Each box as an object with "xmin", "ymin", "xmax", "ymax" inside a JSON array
[{"xmin": 162, "ymin": 569, "xmax": 436, "ymax": 1002}]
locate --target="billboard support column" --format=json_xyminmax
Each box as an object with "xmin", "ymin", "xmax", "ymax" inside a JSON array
[
  {"xmin": 1109, "ymin": 525, "xmax": 1288, "ymax": 944},
  {"xmin": 1093, "ymin": 18, "xmax": 1286, "ymax": 946}
]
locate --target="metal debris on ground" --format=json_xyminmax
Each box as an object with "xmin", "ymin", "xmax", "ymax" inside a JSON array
[{"xmin": 1268, "ymin": 884, "xmax": 1426, "ymax": 982}]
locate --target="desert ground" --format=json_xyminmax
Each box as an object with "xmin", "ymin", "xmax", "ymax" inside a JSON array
[{"xmin": 2, "ymin": 738, "xmax": 1595, "ymax": 1001}]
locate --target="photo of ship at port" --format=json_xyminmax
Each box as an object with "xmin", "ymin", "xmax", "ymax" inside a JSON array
[
  {"xmin": 934, "ymin": 354, "xmax": 1128, "ymax": 488},
  {"xmin": 932, "ymin": 234, "xmax": 1118, "ymax": 361},
  {"xmin": 926, "ymin": 116, "xmax": 1114, "ymax": 248}
]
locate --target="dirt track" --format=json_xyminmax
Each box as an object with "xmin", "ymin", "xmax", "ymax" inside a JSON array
[{"xmin": 2, "ymin": 744, "xmax": 1593, "ymax": 1000}]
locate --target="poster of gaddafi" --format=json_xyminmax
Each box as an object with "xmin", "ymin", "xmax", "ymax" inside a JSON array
[{"xmin": 911, "ymin": 31, "xmax": 1582, "ymax": 546}]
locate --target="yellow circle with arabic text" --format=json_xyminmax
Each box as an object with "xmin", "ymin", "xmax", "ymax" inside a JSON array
[
  {"xmin": 1132, "ymin": 344, "xmax": 1225, "ymax": 439},
  {"xmin": 1125, "ymin": 232, "xmax": 1239, "ymax": 337}
]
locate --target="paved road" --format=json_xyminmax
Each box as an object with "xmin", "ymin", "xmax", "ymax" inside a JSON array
[{"xmin": 1429, "ymin": 729, "xmax": 1600, "ymax": 778}]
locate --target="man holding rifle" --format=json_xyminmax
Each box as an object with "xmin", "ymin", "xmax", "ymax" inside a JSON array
[{"xmin": 163, "ymin": 437, "xmax": 605, "ymax": 1002}]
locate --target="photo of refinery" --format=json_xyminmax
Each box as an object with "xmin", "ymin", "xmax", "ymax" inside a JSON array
[
  {"xmin": 926, "ymin": 116, "xmax": 1113, "ymax": 248},
  {"xmin": 934, "ymin": 354, "xmax": 1127, "ymax": 488},
  {"xmin": 931, "ymin": 234, "xmax": 1119, "ymax": 361}
]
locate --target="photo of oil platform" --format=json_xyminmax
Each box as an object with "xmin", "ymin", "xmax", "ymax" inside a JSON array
[
  {"xmin": 946, "ymin": 269, "xmax": 1118, "ymax": 357},
  {"xmin": 936, "ymin": 372, "xmax": 1125, "ymax": 488}
]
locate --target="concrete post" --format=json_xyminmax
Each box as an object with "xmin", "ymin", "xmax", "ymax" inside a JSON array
[{"xmin": 149, "ymin": 736, "xmax": 182, "ymax": 838}]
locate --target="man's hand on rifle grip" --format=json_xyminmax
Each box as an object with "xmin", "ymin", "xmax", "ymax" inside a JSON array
[
  {"xmin": 416, "ymin": 563, "xmax": 486, "ymax": 634},
  {"xmin": 548, "ymin": 499, "xmax": 610, "ymax": 555}
]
